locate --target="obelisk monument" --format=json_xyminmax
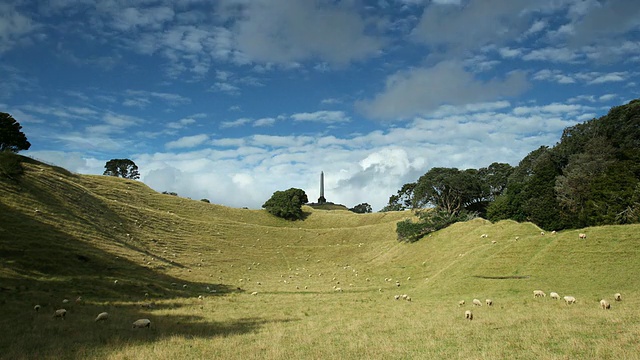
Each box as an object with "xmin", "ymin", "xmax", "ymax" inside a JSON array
[{"xmin": 318, "ymin": 171, "xmax": 326, "ymax": 204}]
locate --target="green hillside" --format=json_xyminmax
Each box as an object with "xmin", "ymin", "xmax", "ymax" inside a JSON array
[{"xmin": 1, "ymin": 156, "xmax": 639, "ymax": 359}]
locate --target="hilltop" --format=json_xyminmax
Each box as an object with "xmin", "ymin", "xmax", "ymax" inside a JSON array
[{"xmin": 1, "ymin": 156, "xmax": 639, "ymax": 359}]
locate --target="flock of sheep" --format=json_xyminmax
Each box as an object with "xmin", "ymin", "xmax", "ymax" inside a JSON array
[
  {"xmin": 461, "ymin": 290, "xmax": 623, "ymax": 321},
  {"xmin": 34, "ymin": 296, "xmax": 152, "ymax": 329}
]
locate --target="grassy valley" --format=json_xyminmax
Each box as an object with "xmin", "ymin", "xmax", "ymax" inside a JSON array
[{"xmin": 1, "ymin": 157, "xmax": 639, "ymax": 359}]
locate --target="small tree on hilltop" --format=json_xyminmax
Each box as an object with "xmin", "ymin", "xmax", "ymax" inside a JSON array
[
  {"xmin": 262, "ymin": 188, "xmax": 309, "ymax": 220},
  {"xmin": 103, "ymin": 159, "xmax": 140, "ymax": 180},
  {"xmin": 0, "ymin": 112, "xmax": 31, "ymax": 153},
  {"xmin": 350, "ymin": 203, "xmax": 372, "ymax": 214}
]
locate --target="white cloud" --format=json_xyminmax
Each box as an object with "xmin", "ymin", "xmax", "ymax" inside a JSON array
[
  {"xmin": 291, "ymin": 111, "xmax": 350, "ymax": 123},
  {"xmin": 232, "ymin": 0, "xmax": 385, "ymax": 65},
  {"xmin": 220, "ymin": 117, "xmax": 252, "ymax": 128},
  {"xmin": 0, "ymin": 4, "xmax": 37, "ymax": 53},
  {"xmin": 356, "ymin": 61, "xmax": 529, "ymax": 120},
  {"xmin": 588, "ymin": 72, "xmax": 627, "ymax": 84},
  {"xmin": 165, "ymin": 134, "xmax": 210, "ymax": 149}
]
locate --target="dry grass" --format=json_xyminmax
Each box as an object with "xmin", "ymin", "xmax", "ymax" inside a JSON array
[{"xmin": 1, "ymin": 156, "xmax": 639, "ymax": 359}]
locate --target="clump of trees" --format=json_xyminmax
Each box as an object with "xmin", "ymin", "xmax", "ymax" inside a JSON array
[
  {"xmin": 385, "ymin": 99, "xmax": 640, "ymax": 242},
  {"xmin": 0, "ymin": 112, "xmax": 31, "ymax": 180},
  {"xmin": 103, "ymin": 159, "xmax": 140, "ymax": 180},
  {"xmin": 349, "ymin": 203, "xmax": 372, "ymax": 213},
  {"xmin": 262, "ymin": 188, "xmax": 308, "ymax": 220}
]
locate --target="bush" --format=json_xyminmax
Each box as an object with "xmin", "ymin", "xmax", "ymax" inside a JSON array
[
  {"xmin": 200, "ymin": 198, "xmax": 210, "ymax": 203},
  {"xmin": 0, "ymin": 151, "xmax": 24, "ymax": 180},
  {"xmin": 262, "ymin": 188, "xmax": 308, "ymax": 220}
]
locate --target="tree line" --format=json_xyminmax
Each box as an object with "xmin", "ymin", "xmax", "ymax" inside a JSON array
[{"xmin": 383, "ymin": 99, "xmax": 640, "ymax": 241}]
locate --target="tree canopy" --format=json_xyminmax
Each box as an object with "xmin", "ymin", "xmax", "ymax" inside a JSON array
[
  {"xmin": 349, "ymin": 203, "xmax": 372, "ymax": 214},
  {"xmin": 262, "ymin": 188, "xmax": 309, "ymax": 220},
  {"xmin": 387, "ymin": 98, "xmax": 640, "ymax": 240},
  {"xmin": 0, "ymin": 112, "xmax": 31, "ymax": 153},
  {"xmin": 103, "ymin": 159, "xmax": 140, "ymax": 180}
]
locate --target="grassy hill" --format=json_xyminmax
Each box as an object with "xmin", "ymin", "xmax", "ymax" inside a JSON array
[{"xmin": 1, "ymin": 156, "xmax": 639, "ymax": 359}]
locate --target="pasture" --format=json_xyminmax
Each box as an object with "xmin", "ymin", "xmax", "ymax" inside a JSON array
[{"xmin": 1, "ymin": 158, "xmax": 639, "ymax": 359}]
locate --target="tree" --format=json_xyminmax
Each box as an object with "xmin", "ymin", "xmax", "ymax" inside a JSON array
[
  {"xmin": 262, "ymin": 188, "xmax": 309, "ymax": 220},
  {"xmin": 412, "ymin": 167, "xmax": 484, "ymax": 214},
  {"xmin": 0, "ymin": 112, "xmax": 31, "ymax": 153},
  {"xmin": 350, "ymin": 203, "xmax": 372, "ymax": 214},
  {"xmin": 381, "ymin": 182, "xmax": 416, "ymax": 212},
  {"xmin": 103, "ymin": 159, "xmax": 140, "ymax": 180}
]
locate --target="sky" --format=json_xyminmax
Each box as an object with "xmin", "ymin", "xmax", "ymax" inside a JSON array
[{"xmin": 1, "ymin": 0, "xmax": 639, "ymax": 211}]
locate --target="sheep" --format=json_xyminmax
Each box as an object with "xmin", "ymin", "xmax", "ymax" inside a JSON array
[
  {"xmin": 53, "ymin": 309, "xmax": 67, "ymax": 319},
  {"xmin": 394, "ymin": 295, "xmax": 400, "ymax": 300},
  {"xmin": 251, "ymin": 291, "xmax": 258, "ymax": 296},
  {"xmin": 540, "ymin": 231, "xmax": 545, "ymax": 236},
  {"xmin": 62, "ymin": 299, "xmax": 69, "ymax": 304},
  {"xmin": 564, "ymin": 296, "xmax": 576, "ymax": 305},
  {"xmin": 485, "ymin": 299, "xmax": 493, "ymax": 306},
  {"xmin": 579, "ymin": 233, "xmax": 587, "ymax": 239},
  {"xmin": 406, "ymin": 296, "xmax": 412, "ymax": 302},
  {"xmin": 550, "ymin": 292, "xmax": 560, "ymax": 300},
  {"xmin": 132, "ymin": 319, "xmax": 151, "ymax": 328},
  {"xmin": 34, "ymin": 305, "xmax": 41, "ymax": 312},
  {"xmin": 491, "ymin": 240, "xmax": 497, "ymax": 244},
  {"xmin": 465, "ymin": 310, "xmax": 473, "ymax": 320},
  {"xmin": 95, "ymin": 312, "xmax": 109, "ymax": 322},
  {"xmin": 533, "ymin": 290, "xmax": 546, "ymax": 298},
  {"xmin": 458, "ymin": 300, "xmax": 465, "ymax": 306},
  {"xmin": 600, "ymin": 299, "xmax": 610, "ymax": 310},
  {"xmin": 473, "ymin": 299, "xmax": 482, "ymax": 306},
  {"xmin": 480, "ymin": 234, "xmax": 488, "ymax": 238},
  {"xmin": 614, "ymin": 293, "xmax": 622, "ymax": 301}
]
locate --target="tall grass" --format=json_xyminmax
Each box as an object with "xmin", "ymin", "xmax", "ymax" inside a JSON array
[{"xmin": 1, "ymin": 157, "xmax": 639, "ymax": 359}]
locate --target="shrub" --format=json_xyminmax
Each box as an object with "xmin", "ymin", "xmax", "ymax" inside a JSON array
[
  {"xmin": 397, "ymin": 209, "xmax": 477, "ymax": 242},
  {"xmin": 262, "ymin": 188, "xmax": 308, "ymax": 220}
]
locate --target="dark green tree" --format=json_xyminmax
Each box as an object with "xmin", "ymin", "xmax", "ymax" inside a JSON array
[
  {"xmin": 103, "ymin": 159, "xmax": 140, "ymax": 180},
  {"xmin": 350, "ymin": 203, "xmax": 372, "ymax": 214},
  {"xmin": 412, "ymin": 167, "xmax": 484, "ymax": 214},
  {"xmin": 0, "ymin": 112, "xmax": 31, "ymax": 153},
  {"xmin": 262, "ymin": 188, "xmax": 309, "ymax": 220}
]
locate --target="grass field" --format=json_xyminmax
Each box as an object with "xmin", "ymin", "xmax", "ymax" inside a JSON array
[{"xmin": 1, "ymin": 157, "xmax": 639, "ymax": 359}]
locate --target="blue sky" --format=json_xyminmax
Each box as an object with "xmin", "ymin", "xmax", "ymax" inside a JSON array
[{"xmin": 1, "ymin": 0, "xmax": 639, "ymax": 210}]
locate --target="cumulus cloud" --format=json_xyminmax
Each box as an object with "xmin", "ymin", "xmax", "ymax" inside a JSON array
[
  {"xmin": 165, "ymin": 134, "xmax": 210, "ymax": 149},
  {"xmin": 355, "ymin": 61, "xmax": 529, "ymax": 120}
]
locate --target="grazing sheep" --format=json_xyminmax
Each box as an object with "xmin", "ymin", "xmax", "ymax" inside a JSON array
[
  {"xmin": 53, "ymin": 309, "xmax": 67, "ymax": 319},
  {"xmin": 564, "ymin": 296, "xmax": 576, "ymax": 305},
  {"xmin": 406, "ymin": 296, "xmax": 412, "ymax": 302},
  {"xmin": 458, "ymin": 300, "xmax": 465, "ymax": 306},
  {"xmin": 34, "ymin": 305, "xmax": 41, "ymax": 312},
  {"xmin": 614, "ymin": 293, "xmax": 622, "ymax": 301},
  {"xmin": 465, "ymin": 310, "xmax": 473, "ymax": 320},
  {"xmin": 600, "ymin": 299, "xmax": 611, "ymax": 310},
  {"xmin": 579, "ymin": 233, "xmax": 587, "ymax": 239},
  {"xmin": 113, "ymin": 280, "xmax": 119, "ymax": 285},
  {"xmin": 473, "ymin": 299, "xmax": 482, "ymax": 306},
  {"xmin": 541, "ymin": 231, "xmax": 545, "ymax": 236},
  {"xmin": 62, "ymin": 299, "xmax": 69, "ymax": 304},
  {"xmin": 394, "ymin": 295, "xmax": 400, "ymax": 300},
  {"xmin": 486, "ymin": 299, "xmax": 493, "ymax": 306},
  {"xmin": 533, "ymin": 290, "xmax": 546, "ymax": 298},
  {"xmin": 550, "ymin": 292, "xmax": 560, "ymax": 300},
  {"xmin": 132, "ymin": 319, "xmax": 151, "ymax": 328},
  {"xmin": 251, "ymin": 292, "xmax": 258, "ymax": 296},
  {"xmin": 480, "ymin": 234, "xmax": 488, "ymax": 238},
  {"xmin": 95, "ymin": 312, "xmax": 109, "ymax": 322}
]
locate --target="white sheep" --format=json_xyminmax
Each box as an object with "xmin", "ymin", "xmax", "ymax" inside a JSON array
[
  {"xmin": 533, "ymin": 290, "xmax": 546, "ymax": 298},
  {"xmin": 579, "ymin": 233, "xmax": 587, "ymax": 239},
  {"xmin": 473, "ymin": 299, "xmax": 482, "ymax": 306},
  {"xmin": 62, "ymin": 299, "xmax": 69, "ymax": 304},
  {"xmin": 465, "ymin": 310, "xmax": 473, "ymax": 320},
  {"xmin": 614, "ymin": 293, "xmax": 622, "ymax": 301},
  {"xmin": 53, "ymin": 309, "xmax": 67, "ymax": 319},
  {"xmin": 485, "ymin": 299, "xmax": 493, "ymax": 306},
  {"xmin": 132, "ymin": 319, "xmax": 151, "ymax": 328},
  {"xmin": 458, "ymin": 300, "xmax": 465, "ymax": 306},
  {"xmin": 564, "ymin": 296, "xmax": 576, "ymax": 305},
  {"xmin": 95, "ymin": 312, "xmax": 109, "ymax": 322},
  {"xmin": 394, "ymin": 295, "xmax": 400, "ymax": 300},
  {"xmin": 251, "ymin": 291, "xmax": 258, "ymax": 296},
  {"xmin": 600, "ymin": 299, "xmax": 610, "ymax": 310},
  {"xmin": 480, "ymin": 234, "xmax": 488, "ymax": 238},
  {"xmin": 550, "ymin": 292, "xmax": 560, "ymax": 300},
  {"xmin": 34, "ymin": 305, "xmax": 41, "ymax": 312}
]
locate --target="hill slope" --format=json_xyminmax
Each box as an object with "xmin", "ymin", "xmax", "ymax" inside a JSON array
[{"xmin": 1, "ymin": 156, "xmax": 639, "ymax": 359}]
